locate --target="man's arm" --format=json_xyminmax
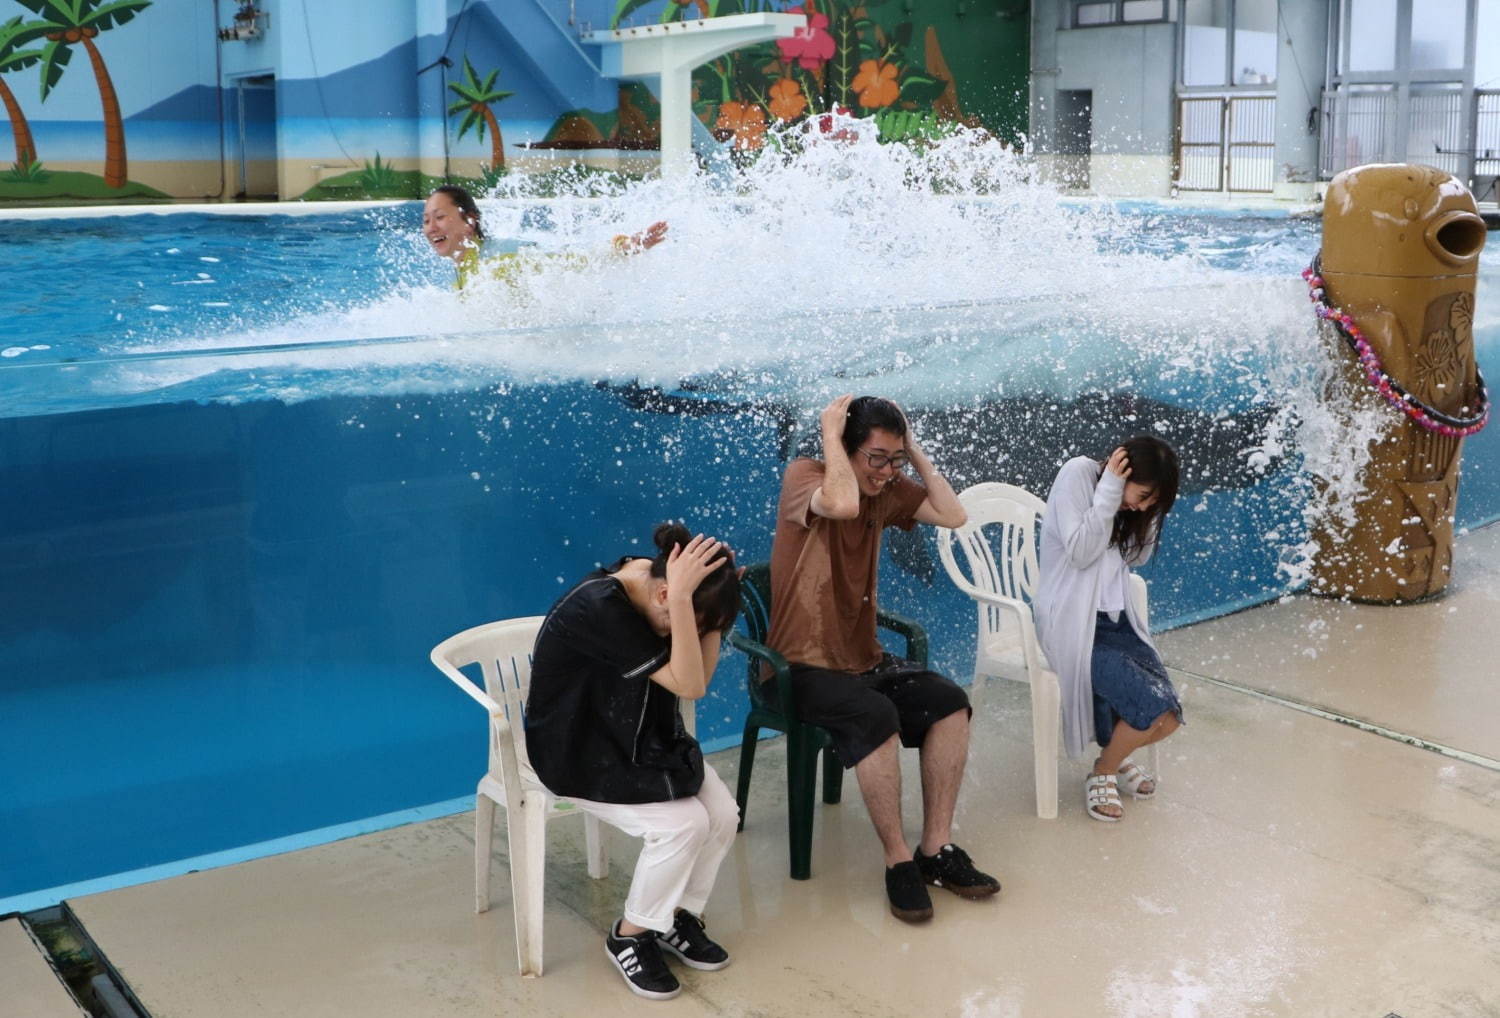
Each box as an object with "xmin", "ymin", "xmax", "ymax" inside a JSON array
[
  {"xmin": 900, "ymin": 410, "xmax": 966, "ymax": 528},
  {"xmin": 809, "ymin": 394, "xmax": 860, "ymax": 520}
]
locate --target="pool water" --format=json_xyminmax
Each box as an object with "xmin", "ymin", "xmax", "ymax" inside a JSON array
[
  {"xmin": 0, "ymin": 202, "xmax": 1317, "ymax": 372},
  {"xmin": 2, "ymin": 138, "xmax": 1496, "ymax": 906}
]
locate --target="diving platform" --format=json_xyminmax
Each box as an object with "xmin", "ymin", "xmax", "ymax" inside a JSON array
[{"xmin": 584, "ymin": 12, "xmax": 805, "ymax": 175}]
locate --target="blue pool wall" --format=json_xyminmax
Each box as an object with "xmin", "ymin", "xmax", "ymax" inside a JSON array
[
  {"xmin": 0, "ymin": 380, "xmax": 784, "ymax": 902},
  {"xmin": 4, "ymin": 356, "xmax": 1499, "ymax": 905}
]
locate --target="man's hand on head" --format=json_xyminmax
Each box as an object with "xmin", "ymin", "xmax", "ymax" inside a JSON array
[{"xmin": 821, "ymin": 394, "xmax": 854, "ymax": 444}]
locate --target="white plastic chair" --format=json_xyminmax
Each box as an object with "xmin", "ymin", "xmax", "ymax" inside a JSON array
[
  {"xmin": 429, "ymin": 616, "xmax": 608, "ymax": 977},
  {"xmin": 936, "ymin": 483, "xmax": 1159, "ymax": 820}
]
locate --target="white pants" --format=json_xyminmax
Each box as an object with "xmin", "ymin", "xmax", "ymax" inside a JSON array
[{"xmin": 566, "ymin": 765, "xmax": 739, "ymax": 934}]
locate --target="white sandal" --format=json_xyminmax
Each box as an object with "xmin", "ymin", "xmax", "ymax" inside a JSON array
[
  {"xmin": 1084, "ymin": 773, "xmax": 1122, "ymax": 822},
  {"xmin": 1117, "ymin": 760, "xmax": 1156, "ymax": 800}
]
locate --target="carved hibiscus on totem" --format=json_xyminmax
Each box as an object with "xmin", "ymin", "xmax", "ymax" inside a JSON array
[
  {"xmin": 1415, "ymin": 292, "xmax": 1473, "ymax": 402},
  {"xmin": 1448, "ymin": 290, "xmax": 1474, "ymax": 341}
]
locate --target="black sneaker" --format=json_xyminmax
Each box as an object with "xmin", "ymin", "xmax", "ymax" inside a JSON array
[
  {"xmin": 884, "ymin": 860, "xmax": 934, "ymax": 922},
  {"xmin": 605, "ymin": 920, "xmax": 680, "ymax": 1000},
  {"xmin": 914, "ymin": 843, "xmax": 1001, "ymax": 899},
  {"xmin": 660, "ymin": 910, "xmax": 731, "ymax": 971}
]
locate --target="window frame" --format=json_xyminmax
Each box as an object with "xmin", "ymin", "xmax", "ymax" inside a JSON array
[
  {"xmin": 1332, "ymin": 0, "xmax": 1471, "ymax": 81},
  {"xmin": 1177, "ymin": 0, "xmax": 1280, "ymax": 92},
  {"xmin": 1070, "ymin": 0, "xmax": 1172, "ymax": 29}
]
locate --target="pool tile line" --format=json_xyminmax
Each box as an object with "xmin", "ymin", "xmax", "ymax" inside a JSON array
[
  {"xmin": 1170, "ymin": 666, "xmax": 1500, "ymax": 772},
  {"xmin": 0, "ymin": 796, "xmax": 475, "ymax": 917}
]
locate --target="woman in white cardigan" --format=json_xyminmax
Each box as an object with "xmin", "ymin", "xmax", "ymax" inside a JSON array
[{"xmin": 1035, "ymin": 436, "xmax": 1183, "ymax": 821}]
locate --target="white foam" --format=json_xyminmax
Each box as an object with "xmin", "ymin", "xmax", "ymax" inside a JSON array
[{"xmin": 97, "ymin": 124, "xmax": 1401, "ymax": 554}]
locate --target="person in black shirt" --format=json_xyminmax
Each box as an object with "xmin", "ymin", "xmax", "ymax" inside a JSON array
[{"xmin": 525, "ymin": 522, "xmax": 740, "ymax": 1001}]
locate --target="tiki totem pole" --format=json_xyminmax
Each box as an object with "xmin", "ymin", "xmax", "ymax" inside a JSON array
[{"xmin": 1310, "ymin": 164, "xmax": 1488, "ymax": 602}]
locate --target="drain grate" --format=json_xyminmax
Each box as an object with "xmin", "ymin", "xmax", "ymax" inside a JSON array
[{"xmin": 21, "ymin": 904, "xmax": 150, "ymax": 1018}]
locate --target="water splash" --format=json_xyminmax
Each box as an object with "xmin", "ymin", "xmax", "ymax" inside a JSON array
[
  {"xmin": 106, "ymin": 125, "xmax": 1333, "ymax": 416},
  {"xmin": 35, "ymin": 122, "xmax": 1444, "ymax": 602}
]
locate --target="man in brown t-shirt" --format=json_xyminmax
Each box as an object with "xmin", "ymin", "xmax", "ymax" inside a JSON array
[{"xmin": 766, "ymin": 394, "xmax": 1000, "ymax": 922}]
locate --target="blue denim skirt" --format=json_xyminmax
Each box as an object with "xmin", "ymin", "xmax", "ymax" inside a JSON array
[{"xmin": 1090, "ymin": 612, "xmax": 1183, "ymax": 747}]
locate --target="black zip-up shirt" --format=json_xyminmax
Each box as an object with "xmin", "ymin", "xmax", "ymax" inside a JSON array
[{"xmin": 524, "ymin": 560, "xmax": 704, "ymax": 804}]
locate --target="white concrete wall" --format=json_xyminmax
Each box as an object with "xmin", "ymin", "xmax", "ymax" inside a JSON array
[{"xmin": 1030, "ymin": 1, "xmax": 1178, "ymax": 197}]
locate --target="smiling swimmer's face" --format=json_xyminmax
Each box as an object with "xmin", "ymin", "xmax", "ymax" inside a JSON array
[{"xmin": 422, "ymin": 192, "xmax": 477, "ymax": 261}]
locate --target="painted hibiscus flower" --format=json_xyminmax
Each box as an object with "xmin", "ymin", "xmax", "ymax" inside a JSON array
[
  {"xmin": 851, "ymin": 59, "xmax": 900, "ymax": 109},
  {"xmin": 768, "ymin": 78, "xmax": 808, "ymax": 121},
  {"xmin": 715, "ymin": 101, "xmax": 769, "ymax": 150},
  {"xmin": 777, "ymin": 6, "xmax": 836, "ymax": 71}
]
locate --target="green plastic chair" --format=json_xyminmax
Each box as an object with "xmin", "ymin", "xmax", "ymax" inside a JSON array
[{"xmin": 728, "ymin": 562, "xmax": 929, "ymax": 880}]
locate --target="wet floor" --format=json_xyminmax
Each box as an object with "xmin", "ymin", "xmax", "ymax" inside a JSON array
[{"xmin": 7, "ymin": 524, "xmax": 1499, "ymax": 1018}]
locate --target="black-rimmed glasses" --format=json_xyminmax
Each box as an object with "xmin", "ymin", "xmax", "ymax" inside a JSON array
[{"xmin": 856, "ymin": 448, "xmax": 910, "ymax": 470}]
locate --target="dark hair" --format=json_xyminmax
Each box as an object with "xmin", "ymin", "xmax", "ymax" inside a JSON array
[
  {"xmin": 648, "ymin": 522, "xmax": 741, "ymax": 635},
  {"xmin": 430, "ymin": 184, "xmax": 484, "ymax": 240},
  {"xmin": 841, "ymin": 396, "xmax": 907, "ymax": 456},
  {"xmin": 1109, "ymin": 435, "xmax": 1179, "ymax": 558}
]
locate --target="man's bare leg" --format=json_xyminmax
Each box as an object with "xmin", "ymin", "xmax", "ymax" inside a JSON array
[
  {"xmin": 853, "ymin": 733, "xmax": 911, "ymax": 866},
  {"xmin": 917, "ymin": 710, "xmax": 968, "ymax": 855}
]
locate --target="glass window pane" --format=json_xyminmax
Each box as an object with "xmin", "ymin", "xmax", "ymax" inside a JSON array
[
  {"xmin": 1345, "ymin": 0, "xmax": 1397, "ymax": 73},
  {"xmin": 1123, "ymin": 0, "xmax": 1164, "ymax": 22},
  {"xmin": 1233, "ymin": 0, "xmax": 1277, "ymax": 85},
  {"xmin": 1183, "ymin": 0, "xmax": 1228, "ymax": 86},
  {"xmin": 1409, "ymin": 0, "xmax": 1465, "ymax": 71},
  {"xmin": 1076, "ymin": 3, "xmax": 1116, "ymax": 26},
  {"xmin": 1479, "ymin": 0, "xmax": 1500, "ymax": 89}
]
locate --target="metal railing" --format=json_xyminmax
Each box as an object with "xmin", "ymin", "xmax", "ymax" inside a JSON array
[
  {"xmin": 1320, "ymin": 85, "xmax": 1498, "ymax": 191},
  {"xmin": 1319, "ymin": 86, "xmax": 1395, "ymax": 177},
  {"xmin": 1406, "ymin": 88, "xmax": 1465, "ymax": 176},
  {"xmin": 1175, "ymin": 95, "xmax": 1274, "ymax": 193},
  {"xmin": 1476, "ymin": 90, "xmax": 1500, "ymax": 202},
  {"xmin": 1176, "ymin": 97, "xmax": 1223, "ymax": 191},
  {"xmin": 1226, "ymin": 96, "xmax": 1275, "ymax": 192}
]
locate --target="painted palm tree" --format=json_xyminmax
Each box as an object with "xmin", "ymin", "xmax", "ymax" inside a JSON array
[
  {"xmin": 447, "ymin": 57, "xmax": 513, "ymax": 172},
  {"xmin": 0, "ymin": 16, "xmax": 47, "ymax": 167},
  {"xmin": 16, "ymin": 0, "xmax": 153, "ymax": 189}
]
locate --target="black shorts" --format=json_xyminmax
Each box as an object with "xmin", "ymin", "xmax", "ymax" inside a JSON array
[{"xmin": 768, "ymin": 654, "xmax": 971, "ymax": 768}]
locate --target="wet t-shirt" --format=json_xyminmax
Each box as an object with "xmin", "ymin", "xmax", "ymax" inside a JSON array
[
  {"xmin": 766, "ymin": 458, "xmax": 927, "ymax": 673},
  {"xmin": 524, "ymin": 560, "xmax": 703, "ymax": 804}
]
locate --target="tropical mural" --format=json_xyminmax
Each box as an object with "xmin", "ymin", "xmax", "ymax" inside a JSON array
[
  {"xmin": 0, "ymin": 0, "xmax": 1027, "ymax": 203},
  {"xmin": 448, "ymin": 57, "xmax": 512, "ymax": 175},
  {"xmin": 590, "ymin": 0, "xmax": 1028, "ymax": 152},
  {"xmin": 0, "ymin": 15, "xmax": 41, "ymax": 168},
  {"xmin": 0, "ymin": 0, "xmax": 165, "ymax": 198},
  {"xmin": 21, "ymin": 0, "xmax": 152, "ymax": 187}
]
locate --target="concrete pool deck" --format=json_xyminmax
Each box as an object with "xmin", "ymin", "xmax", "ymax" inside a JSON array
[{"xmin": 11, "ymin": 523, "xmax": 1500, "ymax": 1017}]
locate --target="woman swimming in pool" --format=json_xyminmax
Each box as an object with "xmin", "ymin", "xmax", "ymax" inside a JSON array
[
  {"xmin": 1034, "ymin": 435, "xmax": 1183, "ymax": 822},
  {"xmin": 524, "ymin": 522, "xmax": 741, "ymax": 1000},
  {"xmin": 421, "ymin": 184, "xmax": 667, "ymax": 290}
]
